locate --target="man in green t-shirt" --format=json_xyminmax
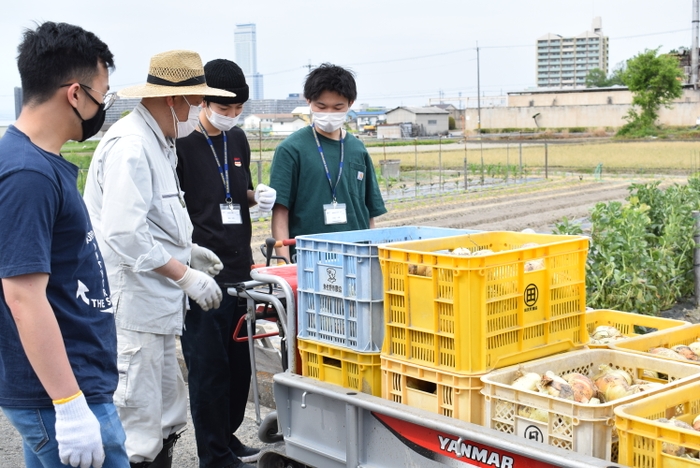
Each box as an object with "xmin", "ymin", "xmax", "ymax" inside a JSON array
[{"xmin": 269, "ymin": 63, "xmax": 387, "ymax": 260}]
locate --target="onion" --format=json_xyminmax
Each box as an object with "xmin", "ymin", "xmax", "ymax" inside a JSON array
[
  {"xmin": 688, "ymin": 341, "xmax": 700, "ymax": 355},
  {"xmin": 657, "ymin": 418, "xmax": 687, "ymax": 457},
  {"xmin": 693, "ymin": 414, "xmax": 700, "ymax": 431},
  {"xmin": 540, "ymin": 372, "xmax": 574, "ymax": 400},
  {"xmin": 590, "ymin": 326, "xmax": 624, "ymax": 344},
  {"xmin": 450, "ymin": 247, "xmax": 471, "ymax": 256},
  {"xmin": 649, "ymin": 347, "xmax": 687, "ymax": 361},
  {"xmin": 588, "ymin": 397, "xmax": 601, "ymax": 405},
  {"xmin": 593, "ymin": 365, "xmax": 632, "ymax": 401},
  {"xmin": 642, "ymin": 369, "xmax": 659, "ymax": 380},
  {"xmin": 471, "ymin": 249, "xmax": 494, "ymax": 257},
  {"xmin": 593, "ymin": 364, "xmax": 633, "ymax": 387},
  {"xmin": 629, "ymin": 382, "xmax": 664, "ymax": 394},
  {"xmin": 562, "ymin": 372, "xmax": 597, "ymax": 403},
  {"xmin": 672, "ymin": 345, "xmax": 699, "ymax": 361},
  {"xmin": 524, "ymin": 258, "xmax": 545, "ymax": 271},
  {"xmin": 518, "ymin": 405, "xmax": 548, "ymax": 423},
  {"xmin": 512, "ymin": 367, "xmax": 542, "ymax": 392},
  {"xmin": 604, "ymin": 382, "xmax": 632, "ymax": 401}
]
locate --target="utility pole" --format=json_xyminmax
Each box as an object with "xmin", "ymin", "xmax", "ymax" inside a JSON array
[
  {"xmin": 476, "ymin": 42, "xmax": 482, "ymax": 135},
  {"xmin": 693, "ymin": 0, "xmax": 699, "ymax": 88}
]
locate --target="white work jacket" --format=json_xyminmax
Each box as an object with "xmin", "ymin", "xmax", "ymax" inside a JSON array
[{"xmin": 84, "ymin": 103, "xmax": 193, "ymax": 335}]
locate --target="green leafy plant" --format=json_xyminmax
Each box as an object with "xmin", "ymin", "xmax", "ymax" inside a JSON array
[{"xmin": 554, "ymin": 178, "xmax": 700, "ymax": 314}]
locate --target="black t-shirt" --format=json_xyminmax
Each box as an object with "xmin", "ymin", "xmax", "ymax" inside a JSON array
[{"xmin": 176, "ymin": 127, "xmax": 254, "ymax": 284}]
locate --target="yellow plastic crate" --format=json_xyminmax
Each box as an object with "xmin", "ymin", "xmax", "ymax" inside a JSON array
[
  {"xmin": 381, "ymin": 355, "xmax": 484, "ymax": 425},
  {"xmin": 379, "ymin": 231, "xmax": 589, "ymax": 373},
  {"xmin": 586, "ymin": 309, "xmax": 689, "ymax": 349},
  {"xmin": 481, "ymin": 348, "xmax": 700, "ymax": 462},
  {"xmin": 611, "ymin": 323, "xmax": 700, "ymax": 365},
  {"xmin": 615, "ymin": 379, "xmax": 700, "ymax": 467},
  {"xmin": 298, "ymin": 338, "xmax": 381, "ymax": 396}
]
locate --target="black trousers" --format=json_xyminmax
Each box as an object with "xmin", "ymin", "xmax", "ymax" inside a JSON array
[{"xmin": 181, "ymin": 293, "xmax": 252, "ymax": 468}]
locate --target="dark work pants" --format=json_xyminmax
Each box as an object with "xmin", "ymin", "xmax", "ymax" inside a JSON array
[{"xmin": 181, "ymin": 293, "xmax": 252, "ymax": 468}]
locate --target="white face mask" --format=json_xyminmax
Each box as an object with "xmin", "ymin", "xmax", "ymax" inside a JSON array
[
  {"xmin": 312, "ymin": 111, "xmax": 347, "ymax": 133},
  {"xmin": 171, "ymin": 97, "xmax": 200, "ymax": 139},
  {"xmin": 206, "ymin": 106, "xmax": 240, "ymax": 132}
]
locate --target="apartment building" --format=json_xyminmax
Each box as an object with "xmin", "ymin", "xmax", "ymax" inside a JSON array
[{"xmin": 536, "ymin": 17, "xmax": 609, "ymax": 88}]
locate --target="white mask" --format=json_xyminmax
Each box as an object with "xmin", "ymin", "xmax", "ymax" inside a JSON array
[
  {"xmin": 312, "ymin": 111, "xmax": 347, "ymax": 133},
  {"xmin": 171, "ymin": 97, "xmax": 200, "ymax": 139},
  {"xmin": 206, "ymin": 106, "xmax": 240, "ymax": 131}
]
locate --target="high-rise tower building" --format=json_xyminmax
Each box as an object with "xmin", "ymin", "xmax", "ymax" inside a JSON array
[
  {"xmin": 536, "ymin": 17, "xmax": 609, "ymax": 88},
  {"xmin": 235, "ymin": 23, "xmax": 264, "ymax": 99}
]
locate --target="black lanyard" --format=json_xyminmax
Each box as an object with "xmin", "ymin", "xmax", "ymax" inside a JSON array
[
  {"xmin": 199, "ymin": 123, "xmax": 232, "ymax": 204},
  {"xmin": 311, "ymin": 124, "xmax": 344, "ymax": 203}
]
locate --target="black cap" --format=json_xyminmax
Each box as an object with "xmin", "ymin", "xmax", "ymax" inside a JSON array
[{"xmin": 203, "ymin": 59, "xmax": 249, "ymax": 104}]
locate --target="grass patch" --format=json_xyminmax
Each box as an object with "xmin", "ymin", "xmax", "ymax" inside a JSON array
[{"xmin": 367, "ymin": 140, "xmax": 700, "ymax": 173}]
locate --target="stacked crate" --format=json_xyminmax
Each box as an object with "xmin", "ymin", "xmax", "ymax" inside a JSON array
[
  {"xmin": 294, "ymin": 226, "xmax": 476, "ymax": 396},
  {"xmin": 481, "ymin": 348, "xmax": 700, "ymax": 462},
  {"xmin": 377, "ymin": 231, "xmax": 590, "ymax": 425},
  {"xmin": 585, "ymin": 309, "xmax": 689, "ymax": 349}
]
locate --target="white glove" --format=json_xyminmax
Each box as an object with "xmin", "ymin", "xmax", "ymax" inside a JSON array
[
  {"xmin": 254, "ymin": 184, "xmax": 277, "ymax": 212},
  {"xmin": 176, "ymin": 266, "xmax": 222, "ymax": 311},
  {"xmin": 190, "ymin": 244, "xmax": 223, "ymax": 277},
  {"xmin": 54, "ymin": 392, "xmax": 105, "ymax": 468}
]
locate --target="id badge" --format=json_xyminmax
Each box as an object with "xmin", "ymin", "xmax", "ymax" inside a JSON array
[
  {"xmin": 323, "ymin": 203, "xmax": 347, "ymax": 225},
  {"xmin": 220, "ymin": 203, "xmax": 242, "ymax": 224}
]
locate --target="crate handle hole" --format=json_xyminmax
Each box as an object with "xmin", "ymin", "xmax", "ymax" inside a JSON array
[
  {"xmin": 406, "ymin": 376, "xmax": 437, "ymax": 394},
  {"xmin": 322, "ymin": 356, "xmax": 342, "ymax": 369}
]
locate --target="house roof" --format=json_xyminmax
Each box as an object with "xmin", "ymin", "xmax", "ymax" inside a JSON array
[
  {"xmin": 348, "ymin": 110, "xmax": 387, "ymax": 117},
  {"xmin": 273, "ymin": 117, "xmax": 304, "ymax": 123},
  {"xmin": 432, "ymin": 103, "xmax": 457, "ymax": 110},
  {"xmin": 247, "ymin": 113, "xmax": 294, "ymax": 120},
  {"xmin": 386, "ymin": 106, "xmax": 449, "ymax": 115}
]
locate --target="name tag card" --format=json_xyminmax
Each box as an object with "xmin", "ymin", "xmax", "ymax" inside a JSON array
[
  {"xmin": 323, "ymin": 203, "xmax": 348, "ymax": 225},
  {"xmin": 220, "ymin": 203, "xmax": 242, "ymax": 224}
]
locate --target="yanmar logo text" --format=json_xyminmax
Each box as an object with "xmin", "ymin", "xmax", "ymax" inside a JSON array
[{"xmin": 438, "ymin": 435, "xmax": 514, "ymax": 467}]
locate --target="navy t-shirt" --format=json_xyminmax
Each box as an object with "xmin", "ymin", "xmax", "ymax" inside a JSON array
[{"xmin": 0, "ymin": 126, "xmax": 118, "ymax": 408}]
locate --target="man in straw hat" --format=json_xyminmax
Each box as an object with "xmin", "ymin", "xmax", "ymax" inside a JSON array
[
  {"xmin": 84, "ymin": 50, "xmax": 235, "ymax": 467},
  {"xmin": 0, "ymin": 22, "xmax": 129, "ymax": 468}
]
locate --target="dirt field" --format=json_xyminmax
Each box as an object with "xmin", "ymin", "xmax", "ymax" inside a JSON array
[{"xmin": 251, "ymin": 174, "xmax": 684, "ymax": 251}]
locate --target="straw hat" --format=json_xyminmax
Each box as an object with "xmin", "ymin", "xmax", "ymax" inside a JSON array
[{"xmin": 118, "ymin": 50, "xmax": 237, "ymax": 99}]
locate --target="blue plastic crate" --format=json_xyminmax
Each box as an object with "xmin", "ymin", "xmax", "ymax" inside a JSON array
[{"xmin": 296, "ymin": 226, "xmax": 476, "ymax": 352}]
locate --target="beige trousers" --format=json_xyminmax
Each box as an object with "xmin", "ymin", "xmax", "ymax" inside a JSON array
[{"xmin": 114, "ymin": 328, "xmax": 187, "ymax": 463}]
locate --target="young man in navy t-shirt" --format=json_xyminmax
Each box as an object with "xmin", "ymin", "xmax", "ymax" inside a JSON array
[{"xmin": 0, "ymin": 22, "xmax": 128, "ymax": 468}]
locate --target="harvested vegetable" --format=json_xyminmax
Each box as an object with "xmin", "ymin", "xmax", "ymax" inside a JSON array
[
  {"xmin": 511, "ymin": 367, "xmax": 542, "ymax": 392},
  {"xmin": 518, "ymin": 405, "xmax": 548, "ymax": 422},
  {"xmin": 589, "ymin": 326, "xmax": 624, "ymax": 344},
  {"xmin": 540, "ymin": 371, "xmax": 574, "ymax": 400},
  {"xmin": 672, "ymin": 345, "xmax": 699, "ymax": 361},
  {"xmin": 649, "ymin": 347, "xmax": 687, "ymax": 361},
  {"xmin": 562, "ymin": 372, "xmax": 597, "ymax": 403}
]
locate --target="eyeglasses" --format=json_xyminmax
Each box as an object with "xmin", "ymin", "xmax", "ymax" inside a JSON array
[{"xmin": 59, "ymin": 83, "xmax": 117, "ymax": 111}]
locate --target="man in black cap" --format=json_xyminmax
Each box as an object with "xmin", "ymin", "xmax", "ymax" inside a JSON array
[{"xmin": 176, "ymin": 59, "xmax": 274, "ymax": 468}]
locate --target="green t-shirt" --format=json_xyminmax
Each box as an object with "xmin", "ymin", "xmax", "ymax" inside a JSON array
[{"xmin": 270, "ymin": 126, "xmax": 387, "ymax": 240}]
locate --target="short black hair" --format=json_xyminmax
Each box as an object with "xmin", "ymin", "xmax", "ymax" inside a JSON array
[
  {"xmin": 303, "ymin": 63, "xmax": 357, "ymax": 103},
  {"xmin": 17, "ymin": 21, "xmax": 115, "ymax": 105}
]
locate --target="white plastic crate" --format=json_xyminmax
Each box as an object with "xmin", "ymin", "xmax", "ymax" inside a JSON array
[
  {"xmin": 296, "ymin": 226, "xmax": 475, "ymax": 352},
  {"xmin": 480, "ymin": 348, "xmax": 700, "ymax": 462}
]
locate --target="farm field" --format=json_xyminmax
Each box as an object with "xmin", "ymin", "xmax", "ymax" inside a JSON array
[
  {"xmin": 366, "ymin": 139, "xmax": 700, "ymax": 173},
  {"xmin": 252, "ymin": 173, "xmax": 682, "ymax": 256}
]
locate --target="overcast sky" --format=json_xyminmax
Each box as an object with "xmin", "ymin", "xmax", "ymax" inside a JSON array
[{"xmin": 0, "ymin": 0, "xmax": 693, "ymax": 122}]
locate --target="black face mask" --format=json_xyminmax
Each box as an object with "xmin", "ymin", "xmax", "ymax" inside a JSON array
[{"xmin": 71, "ymin": 104, "xmax": 106, "ymax": 142}]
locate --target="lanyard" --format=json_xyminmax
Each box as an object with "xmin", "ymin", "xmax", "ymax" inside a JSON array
[
  {"xmin": 166, "ymin": 138, "xmax": 186, "ymax": 207},
  {"xmin": 311, "ymin": 124, "xmax": 344, "ymax": 203},
  {"xmin": 199, "ymin": 123, "xmax": 232, "ymax": 204}
]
